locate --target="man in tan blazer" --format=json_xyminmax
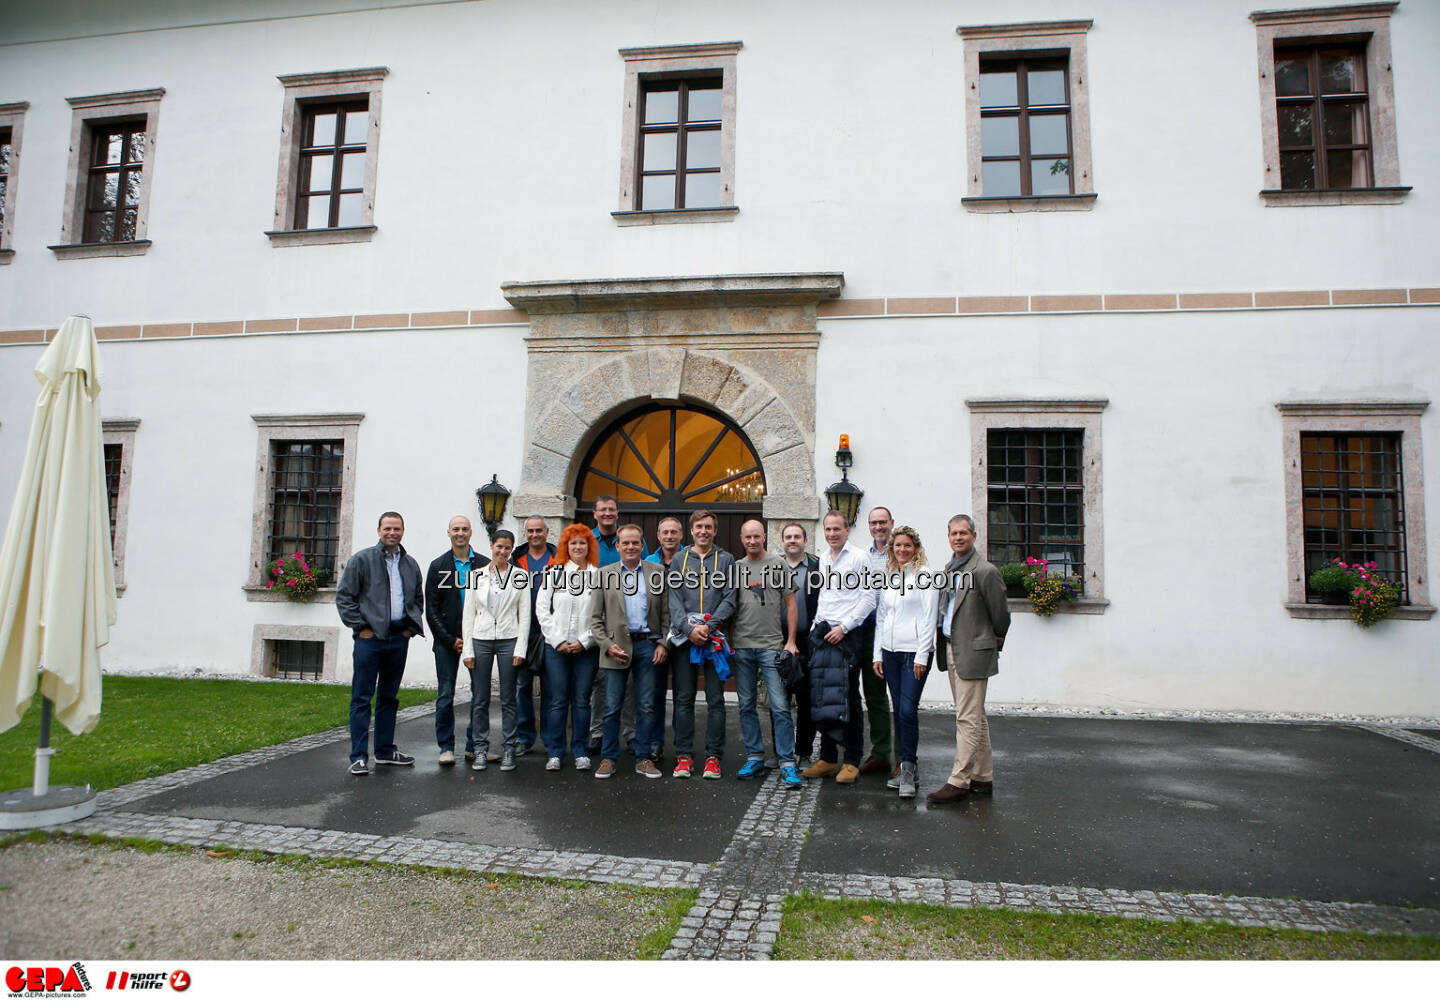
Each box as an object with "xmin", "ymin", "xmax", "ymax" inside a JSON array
[
  {"xmin": 931, "ymin": 514, "xmax": 1011, "ymax": 803},
  {"xmin": 589, "ymin": 523, "xmax": 671, "ymax": 779}
]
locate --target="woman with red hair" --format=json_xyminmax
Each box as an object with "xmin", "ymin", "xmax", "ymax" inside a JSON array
[{"xmin": 536, "ymin": 523, "xmax": 601, "ymax": 771}]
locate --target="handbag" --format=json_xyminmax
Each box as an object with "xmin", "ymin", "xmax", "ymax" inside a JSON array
[{"xmin": 775, "ymin": 649, "xmax": 804, "ymax": 692}]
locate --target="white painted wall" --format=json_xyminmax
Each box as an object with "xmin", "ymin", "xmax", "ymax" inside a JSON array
[
  {"xmin": 817, "ymin": 307, "xmax": 1439, "ymax": 716},
  {"xmin": 0, "ymin": 1, "xmax": 1436, "ymax": 715},
  {"xmin": 2, "ymin": 0, "xmax": 1439, "ymax": 329}
]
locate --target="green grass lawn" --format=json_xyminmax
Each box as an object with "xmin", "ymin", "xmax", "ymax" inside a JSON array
[
  {"xmin": 0, "ymin": 676, "xmax": 436, "ymax": 792},
  {"xmin": 775, "ymin": 895, "xmax": 1440, "ymax": 960}
]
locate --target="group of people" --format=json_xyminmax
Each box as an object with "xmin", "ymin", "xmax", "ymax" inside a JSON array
[{"xmin": 335, "ymin": 496, "xmax": 1011, "ymax": 804}]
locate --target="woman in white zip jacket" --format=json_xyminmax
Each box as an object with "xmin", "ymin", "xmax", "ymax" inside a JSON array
[
  {"xmin": 535, "ymin": 523, "xmax": 602, "ymax": 772},
  {"xmin": 461, "ymin": 529, "xmax": 531, "ymax": 773},
  {"xmin": 871, "ymin": 525, "xmax": 938, "ymax": 799}
]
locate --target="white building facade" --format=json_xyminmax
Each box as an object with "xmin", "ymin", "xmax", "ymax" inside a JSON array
[{"xmin": 0, "ymin": 0, "xmax": 1435, "ymax": 717}]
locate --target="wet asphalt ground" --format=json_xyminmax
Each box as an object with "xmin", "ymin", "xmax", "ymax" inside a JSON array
[{"xmin": 124, "ymin": 703, "xmax": 1440, "ymax": 908}]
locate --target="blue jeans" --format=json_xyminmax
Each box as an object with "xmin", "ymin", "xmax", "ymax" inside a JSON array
[
  {"xmin": 471, "ymin": 638, "xmax": 519, "ymax": 753},
  {"xmin": 433, "ymin": 644, "xmax": 474, "ymax": 753},
  {"xmin": 515, "ymin": 627, "xmax": 549, "ymax": 750},
  {"xmin": 673, "ymin": 650, "xmax": 725, "ymax": 760},
  {"xmin": 350, "ymin": 631, "xmax": 409, "ymax": 763},
  {"xmin": 601, "ymin": 638, "xmax": 659, "ymax": 762},
  {"xmin": 734, "ymin": 647, "xmax": 796, "ymax": 766},
  {"xmin": 543, "ymin": 644, "xmax": 599, "ymax": 760},
  {"xmin": 882, "ymin": 649, "xmax": 929, "ymax": 765},
  {"xmin": 647, "ymin": 657, "xmax": 672, "ymax": 760}
]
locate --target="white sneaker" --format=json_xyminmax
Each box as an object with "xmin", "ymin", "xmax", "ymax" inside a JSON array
[
  {"xmin": 545, "ymin": 757, "xmax": 561, "ymax": 771},
  {"xmin": 574, "ymin": 755, "xmax": 592, "ymax": 771},
  {"xmin": 438, "ymin": 750, "xmax": 456, "ymax": 766}
]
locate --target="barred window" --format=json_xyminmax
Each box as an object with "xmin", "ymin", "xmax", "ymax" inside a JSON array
[
  {"xmin": 0, "ymin": 127, "xmax": 12, "ymax": 242},
  {"xmin": 986, "ymin": 428, "xmax": 1084, "ymax": 588},
  {"xmin": 104, "ymin": 442, "xmax": 123, "ymax": 548},
  {"xmin": 267, "ymin": 440, "xmax": 343, "ymax": 582},
  {"xmin": 270, "ymin": 639, "xmax": 324, "ymax": 680},
  {"xmin": 1301, "ymin": 432, "xmax": 1406, "ymax": 601}
]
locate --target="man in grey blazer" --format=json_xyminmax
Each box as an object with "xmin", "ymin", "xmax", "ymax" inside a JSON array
[
  {"xmin": 930, "ymin": 514, "xmax": 1011, "ymax": 803},
  {"xmin": 589, "ymin": 523, "xmax": 671, "ymax": 779}
]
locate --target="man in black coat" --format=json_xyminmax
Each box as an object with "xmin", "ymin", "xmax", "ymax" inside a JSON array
[
  {"xmin": 424, "ymin": 515, "xmax": 489, "ymax": 766},
  {"xmin": 781, "ymin": 522, "xmax": 821, "ymax": 762}
]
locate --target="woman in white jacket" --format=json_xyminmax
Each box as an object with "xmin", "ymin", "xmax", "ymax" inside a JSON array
[
  {"xmin": 535, "ymin": 523, "xmax": 601, "ymax": 772},
  {"xmin": 871, "ymin": 525, "xmax": 937, "ymax": 799},
  {"xmin": 461, "ymin": 529, "xmax": 530, "ymax": 773}
]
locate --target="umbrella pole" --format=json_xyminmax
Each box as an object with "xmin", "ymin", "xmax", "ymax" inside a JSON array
[{"xmin": 33, "ymin": 695, "xmax": 54, "ymax": 797}]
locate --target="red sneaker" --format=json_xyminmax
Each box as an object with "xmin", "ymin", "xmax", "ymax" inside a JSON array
[
  {"xmin": 672, "ymin": 755, "xmax": 694, "ymax": 779},
  {"xmin": 702, "ymin": 756, "xmax": 722, "ymax": 780}
]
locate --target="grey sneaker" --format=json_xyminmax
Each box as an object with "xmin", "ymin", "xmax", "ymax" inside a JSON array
[
  {"xmin": 349, "ymin": 759, "xmax": 369, "ymax": 776},
  {"xmin": 471, "ymin": 753, "xmax": 488, "ymax": 772},
  {"xmin": 500, "ymin": 748, "xmax": 517, "ymax": 771},
  {"xmin": 898, "ymin": 761, "xmax": 917, "ymax": 799},
  {"xmin": 886, "ymin": 769, "xmax": 901, "ymax": 790}
]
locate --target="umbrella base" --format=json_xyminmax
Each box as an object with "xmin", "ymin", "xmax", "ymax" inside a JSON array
[{"xmin": 0, "ymin": 784, "xmax": 97, "ymax": 829}]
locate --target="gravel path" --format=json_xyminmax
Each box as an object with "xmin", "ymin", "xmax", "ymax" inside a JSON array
[{"xmin": 0, "ymin": 840, "xmax": 687, "ymax": 960}]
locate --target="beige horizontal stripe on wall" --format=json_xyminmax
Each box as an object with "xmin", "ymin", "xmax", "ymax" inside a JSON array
[{"xmin": 0, "ymin": 292, "xmax": 1436, "ymax": 346}]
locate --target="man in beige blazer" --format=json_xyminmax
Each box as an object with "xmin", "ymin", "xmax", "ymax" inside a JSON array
[
  {"xmin": 589, "ymin": 524, "xmax": 671, "ymax": 779},
  {"xmin": 931, "ymin": 514, "xmax": 1011, "ymax": 803}
]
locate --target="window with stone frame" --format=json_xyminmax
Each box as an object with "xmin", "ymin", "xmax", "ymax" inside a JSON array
[
  {"xmin": 1299, "ymin": 431, "xmax": 1406, "ymax": 600},
  {"xmin": 615, "ymin": 41, "xmax": 740, "ymax": 225},
  {"xmin": 246, "ymin": 414, "xmax": 361, "ymax": 602},
  {"xmin": 83, "ymin": 120, "xmax": 147, "ymax": 243},
  {"xmin": 102, "ymin": 419, "xmax": 138, "ymax": 594},
  {"xmin": 1252, "ymin": 3, "xmax": 1407, "ymax": 205},
  {"xmin": 52, "ymin": 89, "xmax": 162, "ymax": 258}
]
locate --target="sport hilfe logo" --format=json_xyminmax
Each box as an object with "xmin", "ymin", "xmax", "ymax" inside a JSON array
[
  {"xmin": 4, "ymin": 964, "xmax": 90, "ymax": 995},
  {"xmin": 102, "ymin": 971, "xmax": 189, "ymax": 991}
]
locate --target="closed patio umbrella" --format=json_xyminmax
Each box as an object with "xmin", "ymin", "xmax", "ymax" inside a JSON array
[{"xmin": 0, "ymin": 315, "xmax": 116, "ymax": 828}]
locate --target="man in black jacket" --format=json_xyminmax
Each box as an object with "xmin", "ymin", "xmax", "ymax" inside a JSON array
[
  {"xmin": 424, "ymin": 515, "xmax": 489, "ymax": 766},
  {"xmin": 336, "ymin": 511, "xmax": 425, "ymax": 776},
  {"xmin": 781, "ymin": 522, "xmax": 821, "ymax": 763}
]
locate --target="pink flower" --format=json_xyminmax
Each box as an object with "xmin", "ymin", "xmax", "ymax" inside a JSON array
[
  {"xmin": 265, "ymin": 581, "xmax": 273, "ymax": 590},
  {"xmin": 273, "ymin": 566, "xmax": 283, "ymax": 576},
  {"xmin": 294, "ymin": 552, "xmax": 303, "ymax": 560},
  {"xmin": 286, "ymin": 579, "xmax": 296, "ymax": 587},
  {"xmin": 300, "ymin": 561, "xmax": 310, "ymax": 572},
  {"xmin": 1336, "ymin": 561, "xmax": 1348, "ymax": 569}
]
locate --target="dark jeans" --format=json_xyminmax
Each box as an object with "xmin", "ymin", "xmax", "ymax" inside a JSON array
[
  {"xmin": 647, "ymin": 656, "xmax": 672, "ymax": 760},
  {"xmin": 791, "ymin": 638, "xmax": 816, "ymax": 758},
  {"xmin": 543, "ymin": 644, "xmax": 599, "ymax": 760},
  {"xmin": 515, "ymin": 627, "xmax": 549, "ymax": 750},
  {"xmin": 350, "ymin": 630, "xmax": 409, "ymax": 763},
  {"xmin": 601, "ymin": 637, "xmax": 659, "ymax": 762},
  {"xmin": 471, "ymin": 638, "xmax": 519, "ymax": 753},
  {"xmin": 856, "ymin": 620, "xmax": 894, "ymax": 763},
  {"xmin": 817, "ymin": 629, "xmax": 863, "ymax": 767},
  {"xmin": 673, "ymin": 648, "xmax": 725, "ymax": 760},
  {"xmin": 882, "ymin": 649, "xmax": 928, "ymax": 765},
  {"xmin": 433, "ymin": 644, "xmax": 474, "ymax": 753}
]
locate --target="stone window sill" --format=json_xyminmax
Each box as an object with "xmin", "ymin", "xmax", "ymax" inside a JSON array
[
  {"xmin": 1006, "ymin": 597, "xmax": 1109, "ymax": 615},
  {"xmin": 266, "ymin": 226, "xmax": 376, "ymax": 247},
  {"xmin": 0, "ymin": 248, "xmax": 13, "ymax": 265},
  {"xmin": 612, "ymin": 206, "xmax": 739, "ymax": 227},
  {"xmin": 1260, "ymin": 187, "xmax": 1411, "ymax": 207},
  {"xmin": 1284, "ymin": 602, "xmax": 1434, "ymax": 621},
  {"xmin": 243, "ymin": 584, "xmax": 338, "ymax": 604},
  {"xmin": 48, "ymin": 240, "xmax": 152, "ymax": 260},
  {"xmin": 963, "ymin": 193, "xmax": 1097, "ymax": 214}
]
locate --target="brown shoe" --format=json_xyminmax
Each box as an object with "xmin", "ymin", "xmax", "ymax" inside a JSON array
[
  {"xmin": 835, "ymin": 764, "xmax": 860, "ymax": 784},
  {"xmin": 635, "ymin": 759, "xmax": 662, "ymax": 779},
  {"xmin": 595, "ymin": 759, "xmax": 616, "ymax": 779},
  {"xmin": 859, "ymin": 757, "xmax": 890, "ymax": 775},
  {"xmin": 802, "ymin": 759, "xmax": 840, "ymax": 779},
  {"xmin": 971, "ymin": 779, "xmax": 994, "ymax": 796},
  {"xmin": 926, "ymin": 782, "xmax": 971, "ymax": 804}
]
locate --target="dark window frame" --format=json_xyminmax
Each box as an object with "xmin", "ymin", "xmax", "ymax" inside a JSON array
[
  {"xmin": 979, "ymin": 55, "xmax": 1074, "ymax": 198},
  {"xmin": 269, "ymin": 639, "xmax": 325, "ymax": 680},
  {"xmin": 0, "ymin": 126, "xmax": 12, "ymax": 242},
  {"xmin": 82, "ymin": 119, "xmax": 146, "ymax": 243},
  {"xmin": 294, "ymin": 99, "xmax": 368, "ymax": 230},
  {"xmin": 266, "ymin": 439, "xmax": 344, "ymax": 582},
  {"xmin": 985, "ymin": 427, "xmax": 1085, "ymax": 590},
  {"xmin": 1274, "ymin": 42, "xmax": 1373, "ymax": 191},
  {"xmin": 636, "ymin": 75, "xmax": 724, "ymax": 211},
  {"xmin": 1300, "ymin": 431, "xmax": 1407, "ymax": 601}
]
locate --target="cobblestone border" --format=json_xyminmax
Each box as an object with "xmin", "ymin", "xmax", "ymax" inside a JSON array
[
  {"xmin": 1356, "ymin": 724, "xmax": 1440, "ymax": 756},
  {"xmin": 96, "ymin": 704, "xmax": 434, "ymax": 810},
  {"xmin": 66, "ymin": 810, "xmax": 708, "ymax": 890},
  {"xmin": 792, "ymin": 872, "xmax": 1440, "ymax": 938},
  {"xmin": 663, "ymin": 771, "xmax": 820, "ymax": 960}
]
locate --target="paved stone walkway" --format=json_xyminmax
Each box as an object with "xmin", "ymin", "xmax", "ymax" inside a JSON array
[{"xmin": 43, "ymin": 704, "xmax": 1440, "ymax": 959}]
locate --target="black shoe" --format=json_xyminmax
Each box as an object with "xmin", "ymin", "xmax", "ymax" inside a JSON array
[
  {"xmin": 971, "ymin": 779, "xmax": 994, "ymax": 796},
  {"xmin": 348, "ymin": 759, "xmax": 369, "ymax": 776},
  {"xmin": 374, "ymin": 750, "xmax": 415, "ymax": 766},
  {"xmin": 588, "ymin": 737, "xmax": 602, "ymax": 755}
]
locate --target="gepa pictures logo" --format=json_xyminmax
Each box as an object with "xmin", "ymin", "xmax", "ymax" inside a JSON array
[{"xmin": 4, "ymin": 963, "xmax": 90, "ymax": 996}]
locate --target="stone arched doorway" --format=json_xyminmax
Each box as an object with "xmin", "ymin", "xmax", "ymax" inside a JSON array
[{"xmin": 574, "ymin": 402, "xmax": 765, "ymax": 555}]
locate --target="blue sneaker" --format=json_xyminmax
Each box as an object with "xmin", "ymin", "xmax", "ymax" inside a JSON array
[
  {"xmin": 780, "ymin": 764, "xmax": 802, "ymax": 789},
  {"xmin": 737, "ymin": 759, "xmax": 768, "ymax": 780}
]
